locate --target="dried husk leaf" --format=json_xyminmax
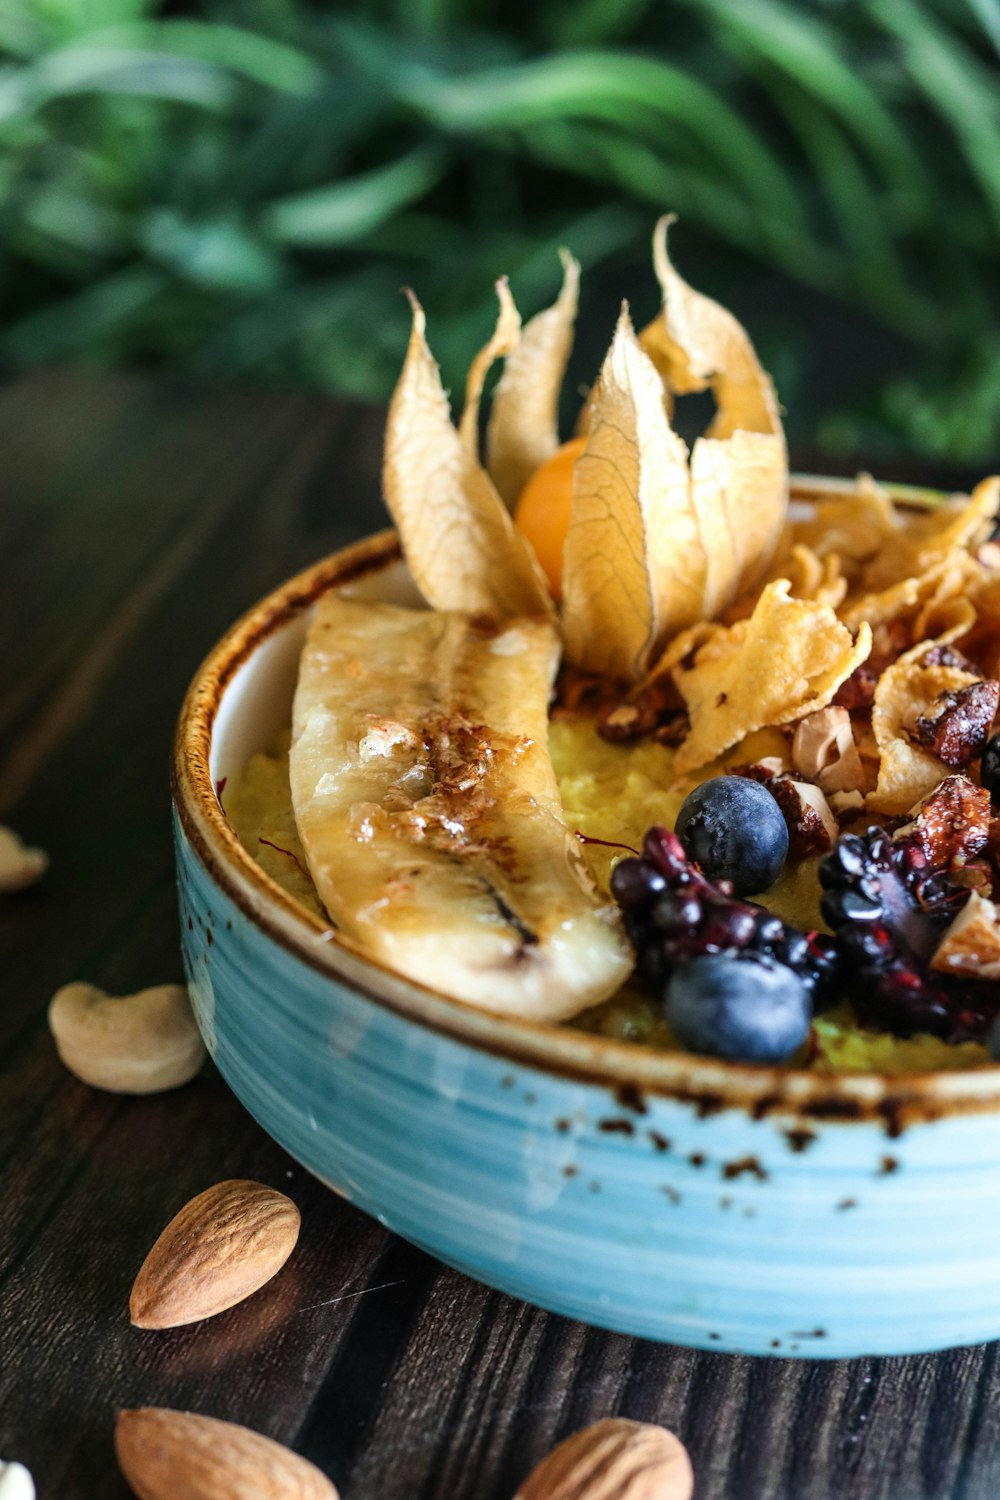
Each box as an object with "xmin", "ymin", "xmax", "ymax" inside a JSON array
[
  {"xmin": 115, "ymin": 1408, "xmax": 338, "ymax": 1500},
  {"xmin": 459, "ymin": 277, "xmax": 521, "ymax": 454},
  {"xmin": 487, "ymin": 251, "xmax": 580, "ymax": 507},
  {"xmin": 868, "ymin": 641, "xmax": 982, "ymax": 815},
  {"xmin": 383, "ymin": 292, "xmax": 552, "ymax": 619},
  {"xmin": 561, "ymin": 306, "xmax": 702, "ymax": 681},
  {"xmin": 515, "ymin": 1418, "xmax": 694, "ymax": 1500},
  {"xmin": 692, "ymin": 429, "xmax": 787, "ymax": 610},
  {"xmin": 642, "ymin": 217, "xmax": 787, "ymax": 597},
  {"xmin": 672, "ymin": 580, "xmax": 873, "ymax": 773},
  {"xmin": 644, "ymin": 217, "xmax": 784, "ymax": 441}
]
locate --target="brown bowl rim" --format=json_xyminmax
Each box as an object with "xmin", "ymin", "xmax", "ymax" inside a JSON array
[{"xmin": 172, "ymin": 475, "xmax": 1000, "ymax": 1133}]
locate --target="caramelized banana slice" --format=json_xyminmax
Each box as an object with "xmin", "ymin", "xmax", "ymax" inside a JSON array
[{"xmin": 290, "ymin": 595, "xmax": 631, "ymax": 1020}]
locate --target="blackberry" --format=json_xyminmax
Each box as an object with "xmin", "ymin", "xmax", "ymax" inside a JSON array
[
  {"xmin": 610, "ymin": 827, "xmax": 840, "ymax": 1025},
  {"xmin": 983, "ymin": 731, "xmax": 1000, "ymax": 805},
  {"xmin": 819, "ymin": 826, "xmax": 997, "ymax": 1040}
]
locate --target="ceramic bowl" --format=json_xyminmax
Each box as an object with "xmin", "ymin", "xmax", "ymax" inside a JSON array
[{"xmin": 172, "ymin": 476, "xmax": 1000, "ymax": 1360}]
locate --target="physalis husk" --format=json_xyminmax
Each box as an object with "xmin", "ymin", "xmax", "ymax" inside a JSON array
[
  {"xmin": 384, "ymin": 217, "xmax": 788, "ymax": 682},
  {"xmin": 486, "ymin": 250, "xmax": 580, "ymax": 509},
  {"xmin": 561, "ymin": 218, "xmax": 787, "ymax": 678},
  {"xmin": 382, "ymin": 284, "xmax": 553, "ymax": 619}
]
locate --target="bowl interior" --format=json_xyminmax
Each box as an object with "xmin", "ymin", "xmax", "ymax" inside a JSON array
[
  {"xmin": 176, "ymin": 484, "xmax": 1000, "ymax": 1121},
  {"xmin": 211, "ymin": 556, "xmax": 422, "ymax": 789}
]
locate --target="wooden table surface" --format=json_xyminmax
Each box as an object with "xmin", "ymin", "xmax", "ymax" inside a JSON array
[{"xmin": 3, "ymin": 368, "xmax": 999, "ymax": 1500}]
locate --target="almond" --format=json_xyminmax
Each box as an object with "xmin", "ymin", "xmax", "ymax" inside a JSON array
[
  {"xmin": 115, "ymin": 1408, "xmax": 337, "ymax": 1500},
  {"xmin": 515, "ymin": 1418, "xmax": 693, "ymax": 1500},
  {"xmin": 48, "ymin": 982, "xmax": 205, "ymax": 1094},
  {"xmin": 130, "ymin": 1180, "xmax": 300, "ymax": 1329}
]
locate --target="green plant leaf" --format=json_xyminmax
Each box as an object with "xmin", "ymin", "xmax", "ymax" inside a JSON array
[
  {"xmin": 262, "ymin": 145, "xmax": 447, "ymax": 246},
  {"xmin": 866, "ymin": 0, "xmax": 1000, "ymax": 231}
]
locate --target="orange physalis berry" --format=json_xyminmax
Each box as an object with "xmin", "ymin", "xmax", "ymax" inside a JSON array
[{"xmin": 513, "ymin": 436, "xmax": 587, "ymax": 601}]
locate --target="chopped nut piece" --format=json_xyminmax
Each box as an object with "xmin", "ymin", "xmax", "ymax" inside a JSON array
[
  {"xmin": 919, "ymin": 643, "xmax": 979, "ymax": 672},
  {"xmin": 910, "ymin": 680, "xmax": 999, "ymax": 768},
  {"xmin": 829, "ymin": 789, "xmax": 866, "ymax": 818},
  {"xmin": 832, "ymin": 666, "xmax": 878, "ymax": 710},
  {"xmin": 652, "ymin": 712, "xmax": 691, "ymax": 747},
  {"xmin": 895, "ymin": 775, "xmax": 992, "ymax": 868},
  {"xmin": 731, "ymin": 756, "xmax": 785, "ymax": 780},
  {"xmin": 868, "ymin": 642, "xmax": 984, "ymax": 815},
  {"xmin": 792, "ymin": 707, "xmax": 865, "ymax": 794},
  {"xmin": 930, "ymin": 891, "xmax": 1000, "ymax": 979},
  {"xmin": 597, "ymin": 701, "xmax": 659, "ymax": 743},
  {"xmin": 733, "ymin": 764, "xmax": 836, "ymax": 853},
  {"xmin": 778, "ymin": 778, "xmax": 838, "ymax": 853}
]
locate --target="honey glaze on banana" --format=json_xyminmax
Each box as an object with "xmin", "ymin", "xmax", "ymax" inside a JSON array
[{"xmin": 285, "ymin": 594, "xmax": 632, "ymax": 1022}]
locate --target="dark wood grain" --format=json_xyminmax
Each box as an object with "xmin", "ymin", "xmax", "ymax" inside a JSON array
[{"xmin": 1, "ymin": 368, "xmax": 997, "ymax": 1499}]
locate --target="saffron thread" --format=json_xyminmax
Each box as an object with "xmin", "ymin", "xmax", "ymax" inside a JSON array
[
  {"xmin": 259, "ymin": 837, "xmax": 307, "ymax": 877},
  {"xmin": 575, "ymin": 831, "xmax": 639, "ymax": 856}
]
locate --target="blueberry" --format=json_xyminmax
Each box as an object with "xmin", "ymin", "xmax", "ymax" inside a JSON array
[
  {"xmin": 665, "ymin": 950, "xmax": 811, "ymax": 1062},
  {"xmin": 674, "ymin": 776, "xmax": 788, "ymax": 896},
  {"xmin": 983, "ymin": 732, "xmax": 1000, "ymax": 804}
]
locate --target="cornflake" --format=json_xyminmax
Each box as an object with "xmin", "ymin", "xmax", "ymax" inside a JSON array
[{"xmin": 670, "ymin": 580, "xmax": 872, "ymax": 774}]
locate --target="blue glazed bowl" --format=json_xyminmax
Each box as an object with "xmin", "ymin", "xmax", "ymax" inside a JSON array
[{"xmin": 172, "ymin": 481, "xmax": 1000, "ymax": 1359}]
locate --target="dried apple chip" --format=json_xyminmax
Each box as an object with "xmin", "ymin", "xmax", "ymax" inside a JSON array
[
  {"xmin": 561, "ymin": 307, "xmax": 702, "ymax": 681},
  {"xmin": 868, "ymin": 641, "xmax": 983, "ymax": 815},
  {"xmin": 671, "ymin": 580, "xmax": 873, "ymax": 774},
  {"xmin": 383, "ymin": 290, "xmax": 553, "ymax": 619},
  {"xmin": 486, "ymin": 251, "xmax": 580, "ymax": 508}
]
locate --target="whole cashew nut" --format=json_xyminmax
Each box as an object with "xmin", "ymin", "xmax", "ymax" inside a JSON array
[{"xmin": 48, "ymin": 983, "xmax": 205, "ymax": 1094}]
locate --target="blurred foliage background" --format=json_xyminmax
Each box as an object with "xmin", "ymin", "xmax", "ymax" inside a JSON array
[{"xmin": 0, "ymin": 0, "xmax": 997, "ymax": 464}]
